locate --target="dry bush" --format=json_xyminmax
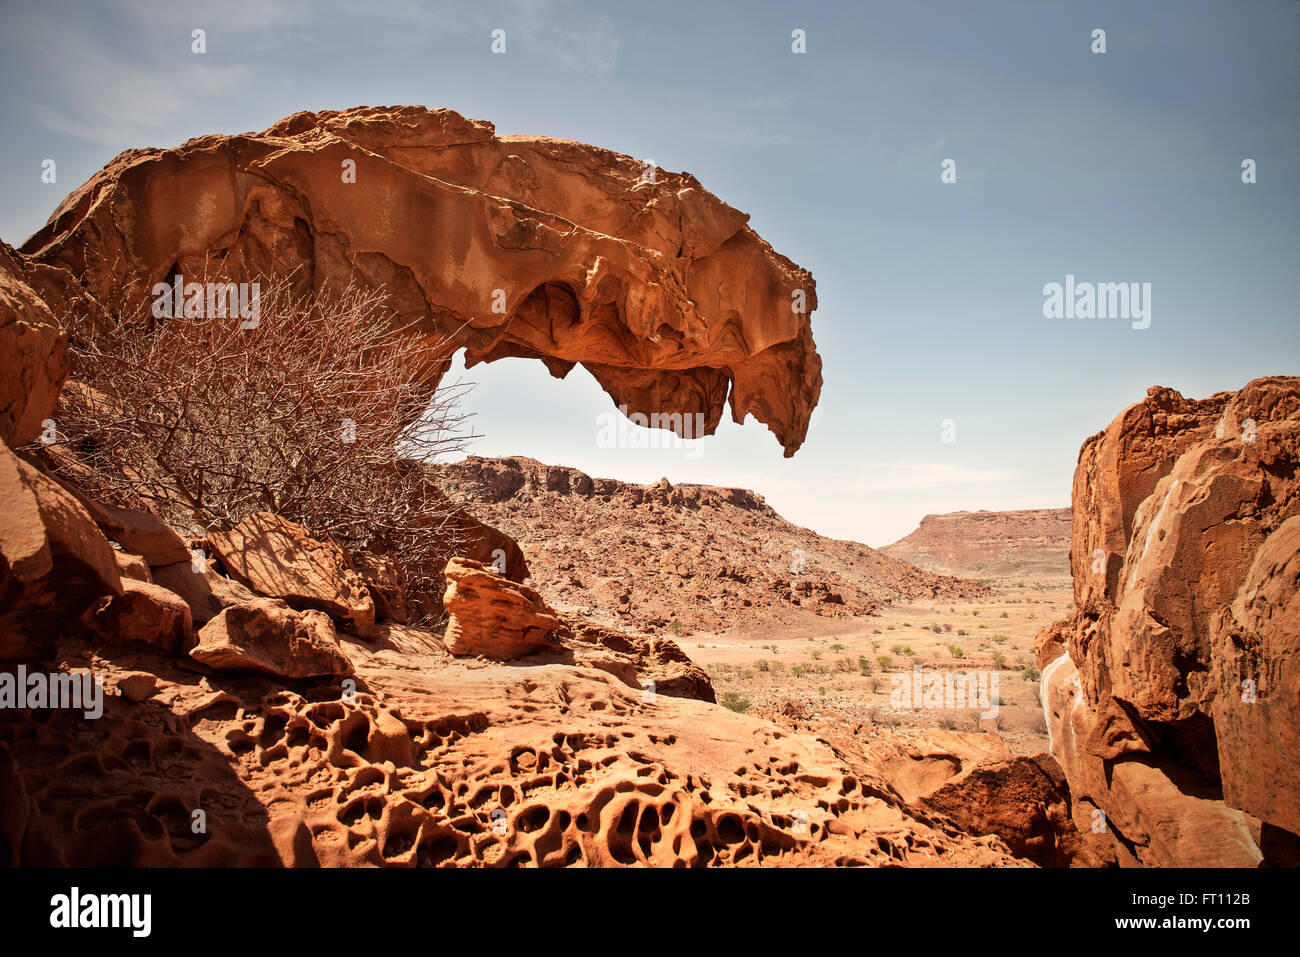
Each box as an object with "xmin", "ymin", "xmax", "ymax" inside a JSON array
[{"xmin": 48, "ymin": 273, "xmax": 475, "ymax": 594}]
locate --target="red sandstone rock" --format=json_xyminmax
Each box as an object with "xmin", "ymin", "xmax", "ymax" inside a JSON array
[
  {"xmin": 86, "ymin": 578, "xmax": 193, "ymax": 655},
  {"xmin": 350, "ymin": 549, "xmax": 411, "ymax": 624},
  {"xmin": 872, "ymin": 729, "xmax": 1089, "ymax": 867},
  {"xmin": 442, "ymin": 557, "xmax": 562, "ymax": 659},
  {"xmin": 84, "ymin": 500, "xmax": 191, "ymax": 566},
  {"xmin": 149, "ymin": 559, "xmax": 257, "ymax": 627},
  {"xmin": 0, "ymin": 437, "xmax": 122, "ymax": 659},
  {"xmin": 1211, "ymin": 515, "xmax": 1300, "ymax": 835},
  {"xmin": 1041, "ymin": 376, "xmax": 1300, "ymax": 865},
  {"xmin": 1042, "ymin": 653, "xmax": 1262, "ymax": 867},
  {"xmin": 3, "ymin": 630, "xmax": 1029, "ymax": 867},
  {"xmin": 207, "ymin": 512, "xmax": 378, "ymax": 638},
  {"xmin": 22, "ymin": 106, "xmax": 822, "ymax": 456},
  {"xmin": 112, "ymin": 671, "xmax": 159, "ymax": 703},
  {"xmin": 0, "ymin": 242, "xmax": 67, "ymax": 448},
  {"xmin": 551, "ymin": 615, "xmax": 715, "ymax": 703},
  {"xmin": 112, "ymin": 549, "xmax": 151, "ymax": 582},
  {"xmin": 189, "ymin": 598, "xmax": 353, "ymax": 680}
]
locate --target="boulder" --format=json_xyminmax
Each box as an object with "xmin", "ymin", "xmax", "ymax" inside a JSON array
[
  {"xmin": 0, "ymin": 242, "xmax": 67, "ymax": 448},
  {"xmin": 0, "ymin": 437, "xmax": 121, "ymax": 659},
  {"xmin": 149, "ymin": 559, "xmax": 257, "ymax": 627},
  {"xmin": 112, "ymin": 671, "xmax": 159, "ymax": 702},
  {"xmin": 207, "ymin": 512, "xmax": 377, "ymax": 638},
  {"xmin": 349, "ymin": 549, "xmax": 410, "ymax": 624},
  {"xmin": 188, "ymin": 599, "xmax": 353, "ymax": 679},
  {"xmin": 559, "ymin": 616, "xmax": 715, "ymax": 703},
  {"xmin": 112, "ymin": 550, "xmax": 151, "ymax": 582},
  {"xmin": 85, "ymin": 578, "xmax": 193, "ymax": 654},
  {"xmin": 442, "ymin": 557, "xmax": 561, "ymax": 659},
  {"xmin": 873, "ymin": 729, "xmax": 1087, "ymax": 867},
  {"xmin": 85, "ymin": 500, "xmax": 190, "ymax": 566}
]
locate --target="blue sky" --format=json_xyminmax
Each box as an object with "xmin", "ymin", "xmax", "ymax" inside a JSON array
[{"xmin": 2, "ymin": 0, "xmax": 1296, "ymax": 545}]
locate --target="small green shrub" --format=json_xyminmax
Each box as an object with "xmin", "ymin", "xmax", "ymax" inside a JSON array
[{"xmin": 719, "ymin": 691, "xmax": 751, "ymax": 713}]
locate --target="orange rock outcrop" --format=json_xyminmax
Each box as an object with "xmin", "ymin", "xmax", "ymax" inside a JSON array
[
  {"xmin": 1038, "ymin": 377, "xmax": 1300, "ymax": 866},
  {"xmin": 21, "ymin": 106, "xmax": 822, "ymax": 455}
]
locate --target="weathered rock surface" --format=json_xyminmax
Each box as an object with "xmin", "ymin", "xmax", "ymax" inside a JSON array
[
  {"xmin": 84, "ymin": 500, "xmax": 191, "ymax": 566},
  {"xmin": 384, "ymin": 468, "xmax": 530, "ymax": 622},
  {"xmin": 863, "ymin": 729, "xmax": 1089, "ymax": 867},
  {"xmin": 2, "ymin": 620, "xmax": 1035, "ymax": 867},
  {"xmin": 1038, "ymin": 377, "xmax": 1300, "ymax": 865},
  {"xmin": 23, "ymin": 106, "xmax": 822, "ymax": 455},
  {"xmin": 438, "ymin": 556, "xmax": 715, "ymax": 702},
  {"xmin": 0, "ymin": 242, "xmax": 67, "ymax": 448},
  {"xmin": 207, "ymin": 512, "xmax": 378, "ymax": 638},
  {"xmin": 0, "ymin": 438, "xmax": 122, "ymax": 659},
  {"xmin": 188, "ymin": 598, "xmax": 353, "ymax": 680},
  {"xmin": 1041, "ymin": 652, "xmax": 1262, "ymax": 867},
  {"xmin": 557, "ymin": 616, "xmax": 716, "ymax": 704},
  {"xmin": 442, "ymin": 557, "xmax": 562, "ymax": 659},
  {"xmin": 149, "ymin": 559, "xmax": 258, "ymax": 627},
  {"xmin": 85, "ymin": 578, "xmax": 193, "ymax": 655},
  {"xmin": 350, "ymin": 549, "xmax": 411, "ymax": 625},
  {"xmin": 882, "ymin": 508, "xmax": 1072, "ymax": 578},
  {"xmin": 112, "ymin": 549, "xmax": 152, "ymax": 582},
  {"xmin": 1211, "ymin": 515, "xmax": 1300, "ymax": 835}
]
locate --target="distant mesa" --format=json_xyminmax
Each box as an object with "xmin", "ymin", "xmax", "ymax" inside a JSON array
[{"xmin": 882, "ymin": 508, "xmax": 1072, "ymax": 578}]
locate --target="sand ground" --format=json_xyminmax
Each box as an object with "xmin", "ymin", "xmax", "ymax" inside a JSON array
[{"xmin": 680, "ymin": 576, "xmax": 1073, "ymax": 755}]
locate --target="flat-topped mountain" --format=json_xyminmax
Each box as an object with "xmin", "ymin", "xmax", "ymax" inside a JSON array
[{"xmin": 882, "ymin": 508, "xmax": 1072, "ymax": 578}]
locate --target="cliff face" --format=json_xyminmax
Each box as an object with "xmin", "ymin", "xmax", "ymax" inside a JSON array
[
  {"xmin": 882, "ymin": 508, "xmax": 1071, "ymax": 578},
  {"xmin": 20, "ymin": 105, "xmax": 821, "ymax": 456},
  {"xmin": 1036, "ymin": 378, "xmax": 1300, "ymax": 866}
]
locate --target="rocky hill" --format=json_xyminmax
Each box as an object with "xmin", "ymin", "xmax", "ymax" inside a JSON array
[
  {"xmin": 434, "ymin": 455, "xmax": 986, "ymax": 636},
  {"xmin": 882, "ymin": 508, "xmax": 1072, "ymax": 578}
]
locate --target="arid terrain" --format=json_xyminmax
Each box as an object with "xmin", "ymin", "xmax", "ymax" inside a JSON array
[
  {"xmin": 438, "ymin": 455, "xmax": 1071, "ymax": 756},
  {"xmin": 435, "ymin": 455, "xmax": 987, "ymax": 636},
  {"xmin": 687, "ymin": 577, "xmax": 1071, "ymax": 756},
  {"xmin": 1, "ymin": 106, "xmax": 1295, "ymax": 869}
]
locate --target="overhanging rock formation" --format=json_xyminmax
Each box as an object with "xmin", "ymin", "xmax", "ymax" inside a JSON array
[{"xmin": 21, "ymin": 106, "xmax": 822, "ymax": 456}]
